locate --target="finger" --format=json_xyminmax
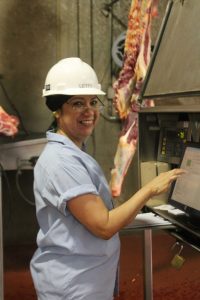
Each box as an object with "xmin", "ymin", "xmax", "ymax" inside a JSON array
[
  {"xmin": 172, "ymin": 168, "xmax": 187, "ymax": 175},
  {"xmin": 170, "ymin": 175, "xmax": 181, "ymax": 182},
  {"xmin": 169, "ymin": 172, "xmax": 186, "ymax": 183},
  {"xmin": 174, "ymin": 169, "xmax": 187, "ymax": 174}
]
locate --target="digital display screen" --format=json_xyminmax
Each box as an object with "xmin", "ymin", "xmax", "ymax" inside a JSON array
[{"xmin": 170, "ymin": 146, "xmax": 200, "ymax": 213}]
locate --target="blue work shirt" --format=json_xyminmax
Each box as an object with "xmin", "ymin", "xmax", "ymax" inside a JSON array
[{"xmin": 30, "ymin": 131, "xmax": 120, "ymax": 300}]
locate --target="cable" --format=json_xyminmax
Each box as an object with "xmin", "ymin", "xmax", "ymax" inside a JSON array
[
  {"xmin": 16, "ymin": 161, "xmax": 35, "ymax": 206},
  {"xmin": 106, "ymin": 0, "xmax": 120, "ymax": 8},
  {"xmin": 100, "ymin": 110, "xmax": 120, "ymax": 122},
  {"xmin": 56, "ymin": 0, "xmax": 61, "ymax": 60},
  {"xmin": 98, "ymin": 0, "xmax": 123, "ymax": 123},
  {"xmin": 0, "ymin": 162, "xmax": 13, "ymax": 224},
  {"xmin": 101, "ymin": 0, "xmax": 127, "ymax": 29},
  {"xmin": 90, "ymin": 0, "xmax": 94, "ymax": 67},
  {"xmin": 77, "ymin": 0, "xmax": 80, "ymax": 57}
]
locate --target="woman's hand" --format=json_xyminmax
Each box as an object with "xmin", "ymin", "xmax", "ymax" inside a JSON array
[{"xmin": 145, "ymin": 168, "xmax": 186, "ymax": 197}]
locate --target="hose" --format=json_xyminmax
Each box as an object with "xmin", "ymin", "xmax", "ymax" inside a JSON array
[{"xmin": 16, "ymin": 161, "xmax": 35, "ymax": 206}]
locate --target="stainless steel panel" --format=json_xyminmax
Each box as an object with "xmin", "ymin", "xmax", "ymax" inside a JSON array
[{"xmin": 141, "ymin": 0, "xmax": 200, "ymax": 99}]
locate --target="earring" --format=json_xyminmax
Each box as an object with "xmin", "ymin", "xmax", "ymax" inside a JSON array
[{"xmin": 53, "ymin": 111, "xmax": 59, "ymax": 118}]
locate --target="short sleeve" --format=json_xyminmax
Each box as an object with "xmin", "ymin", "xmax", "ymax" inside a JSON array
[{"xmin": 41, "ymin": 156, "xmax": 99, "ymax": 215}]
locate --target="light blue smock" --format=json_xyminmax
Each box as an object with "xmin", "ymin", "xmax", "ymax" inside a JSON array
[{"xmin": 30, "ymin": 131, "xmax": 120, "ymax": 300}]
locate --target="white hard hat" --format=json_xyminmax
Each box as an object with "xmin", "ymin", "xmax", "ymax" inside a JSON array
[{"xmin": 43, "ymin": 57, "xmax": 105, "ymax": 97}]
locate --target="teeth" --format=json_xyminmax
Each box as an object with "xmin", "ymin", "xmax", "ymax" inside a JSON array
[{"xmin": 80, "ymin": 120, "xmax": 93, "ymax": 125}]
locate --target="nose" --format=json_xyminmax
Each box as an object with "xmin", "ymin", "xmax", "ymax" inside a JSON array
[
  {"xmin": 82, "ymin": 102, "xmax": 96, "ymax": 112},
  {"xmin": 82, "ymin": 106, "xmax": 95, "ymax": 114}
]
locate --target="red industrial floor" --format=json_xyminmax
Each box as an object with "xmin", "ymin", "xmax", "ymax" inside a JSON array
[{"xmin": 4, "ymin": 231, "xmax": 200, "ymax": 300}]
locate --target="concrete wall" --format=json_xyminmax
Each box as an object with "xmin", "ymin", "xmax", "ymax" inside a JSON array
[{"xmin": 0, "ymin": 0, "xmax": 168, "ymax": 244}]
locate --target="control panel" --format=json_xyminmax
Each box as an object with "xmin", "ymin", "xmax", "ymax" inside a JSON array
[{"xmin": 157, "ymin": 122, "xmax": 188, "ymax": 164}]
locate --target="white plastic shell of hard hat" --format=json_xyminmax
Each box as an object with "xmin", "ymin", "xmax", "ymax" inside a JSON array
[{"xmin": 43, "ymin": 57, "xmax": 105, "ymax": 96}]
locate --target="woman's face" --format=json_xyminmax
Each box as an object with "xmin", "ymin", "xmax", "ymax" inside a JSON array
[{"xmin": 56, "ymin": 95, "xmax": 101, "ymax": 147}]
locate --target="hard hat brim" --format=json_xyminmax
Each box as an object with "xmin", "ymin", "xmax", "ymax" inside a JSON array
[{"xmin": 43, "ymin": 88, "xmax": 106, "ymax": 97}]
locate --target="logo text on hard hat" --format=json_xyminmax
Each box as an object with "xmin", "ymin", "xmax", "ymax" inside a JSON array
[
  {"xmin": 45, "ymin": 84, "xmax": 51, "ymax": 91},
  {"xmin": 79, "ymin": 84, "xmax": 93, "ymax": 88}
]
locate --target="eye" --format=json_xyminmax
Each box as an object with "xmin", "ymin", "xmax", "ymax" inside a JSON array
[
  {"xmin": 90, "ymin": 99, "xmax": 98, "ymax": 107},
  {"xmin": 71, "ymin": 101, "xmax": 84, "ymax": 108}
]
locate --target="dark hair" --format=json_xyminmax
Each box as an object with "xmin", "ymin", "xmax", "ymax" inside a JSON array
[
  {"xmin": 45, "ymin": 95, "xmax": 72, "ymax": 111},
  {"xmin": 48, "ymin": 117, "xmax": 58, "ymax": 132}
]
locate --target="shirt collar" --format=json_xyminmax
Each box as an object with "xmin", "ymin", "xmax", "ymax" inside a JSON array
[{"xmin": 46, "ymin": 130, "xmax": 86, "ymax": 152}]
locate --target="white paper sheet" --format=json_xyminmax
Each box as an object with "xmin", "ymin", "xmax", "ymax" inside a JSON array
[{"xmin": 125, "ymin": 212, "xmax": 172, "ymax": 229}]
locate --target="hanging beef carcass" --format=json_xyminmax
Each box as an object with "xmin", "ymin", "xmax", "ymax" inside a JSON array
[
  {"xmin": 0, "ymin": 106, "xmax": 19, "ymax": 136},
  {"xmin": 110, "ymin": 0, "xmax": 158, "ymax": 197}
]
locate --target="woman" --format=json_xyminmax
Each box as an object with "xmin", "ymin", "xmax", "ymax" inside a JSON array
[{"xmin": 30, "ymin": 57, "xmax": 185, "ymax": 300}]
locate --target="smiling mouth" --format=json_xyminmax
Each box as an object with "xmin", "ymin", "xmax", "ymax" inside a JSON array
[{"xmin": 79, "ymin": 120, "xmax": 94, "ymax": 125}]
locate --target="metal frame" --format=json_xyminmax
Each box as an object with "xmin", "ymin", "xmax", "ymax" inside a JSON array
[
  {"xmin": 0, "ymin": 170, "xmax": 3, "ymax": 299},
  {"xmin": 139, "ymin": 0, "xmax": 173, "ymax": 101},
  {"xmin": 139, "ymin": 105, "xmax": 200, "ymax": 299},
  {"xmin": 143, "ymin": 229, "xmax": 153, "ymax": 300}
]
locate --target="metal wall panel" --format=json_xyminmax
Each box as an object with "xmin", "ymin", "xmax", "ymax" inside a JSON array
[{"xmin": 143, "ymin": 0, "xmax": 200, "ymax": 98}]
